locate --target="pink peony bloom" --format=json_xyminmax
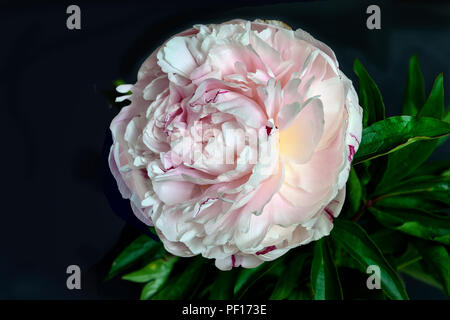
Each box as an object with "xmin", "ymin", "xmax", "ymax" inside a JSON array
[{"xmin": 109, "ymin": 19, "xmax": 363, "ymax": 270}]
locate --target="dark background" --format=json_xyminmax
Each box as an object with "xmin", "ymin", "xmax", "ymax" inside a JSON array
[{"xmin": 0, "ymin": 0, "xmax": 449, "ymax": 299}]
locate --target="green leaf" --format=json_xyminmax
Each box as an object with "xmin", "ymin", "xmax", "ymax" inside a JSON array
[
  {"xmin": 418, "ymin": 190, "xmax": 450, "ymax": 206},
  {"xmin": 151, "ymin": 257, "xmax": 207, "ymax": 300},
  {"xmin": 415, "ymin": 158, "xmax": 450, "ymax": 176},
  {"xmin": 369, "ymin": 229, "xmax": 406, "ymax": 255},
  {"xmin": 400, "ymin": 260, "xmax": 443, "ymax": 290},
  {"xmin": 346, "ymin": 167, "xmax": 363, "ymax": 216},
  {"xmin": 330, "ymin": 220, "xmax": 409, "ymax": 300},
  {"xmin": 354, "ymin": 161, "xmax": 371, "ymax": 186},
  {"xmin": 366, "ymin": 156, "xmax": 388, "ymax": 196},
  {"xmin": 353, "ymin": 59, "xmax": 385, "ymax": 127},
  {"xmin": 334, "ymin": 244, "xmax": 362, "ymax": 270},
  {"xmin": 402, "ymin": 55, "xmax": 426, "ymax": 116},
  {"xmin": 377, "ymin": 73, "xmax": 444, "ymax": 189},
  {"xmin": 209, "ymin": 269, "xmax": 239, "ymax": 300},
  {"xmin": 393, "ymin": 243, "xmax": 422, "ymax": 270},
  {"xmin": 443, "ymin": 106, "xmax": 450, "ymax": 122},
  {"xmin": 135, "ymin": 257, "xmax": 178, "ymax": 300},
  {"xmin": 419, "ymin": 73, "xmax": 444, "ymax": 119},
  {"xmin": 122, "ymin": 256, "xmax": 177, "ymax": 283},
  {"xmin": 437, "ymin": 135, "xmax": 450, "ymax": 148},
  {"xmin": 354, "ymin": 116, "xmax": 450, "ymax": 164},
  {"xmin": 374, "ymin": 175, "xmax": 449, "ymax": 199},
  {"xmin": 141, "ymin": 280, "xmax": 164, "ymax": 300},
  {"xmin": 369, "ymin": 207, "xmax": 450, "ymax": 245},
  {"xmin": 443, "ymin": 168, "xmax": 450, "ymax": 177},
  {"xmin": 310, "ymin": 238, "xmax": 343, "ymax": 300},
  {"xmin": 269, "ymin": 253, "xmax": 308, "ymax": 300},
  {"xmin": 107, "ymin": 235, "xmax": 162, "ymax": 281},
  {"xmin": 234, "ymin": 259, "xmax": 283, "ymax": 299},
  {"xmin": 376, "ymin": 140, "xmax": 439, "ymax": 192},
  {"xmin": 113, "ymin": 79, "xmax": 126, "ymax": 87},
  {"xmin": 376, "ymin": 71, "xmax": 446, "ymax": 188},
  {"xmin": 287, "ymin": 288, "xmax": 312, "ymax": 300},
  {"xmin": 375, "ymin": 195, "xmax": 447, "ymax": 214},
  {"xmin": 413, "ymin": 240, "xmax": 450, "ymax": 298}
]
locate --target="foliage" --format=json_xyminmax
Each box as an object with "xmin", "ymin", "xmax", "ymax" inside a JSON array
[{"xmin": 107, "ymin": 55, "xmax": 450, "ymax": 300}]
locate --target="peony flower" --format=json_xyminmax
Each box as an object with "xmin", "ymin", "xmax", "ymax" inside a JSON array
[{"xmin": 109, "ymin": 19, "xmax": 363, "ymax": 270}]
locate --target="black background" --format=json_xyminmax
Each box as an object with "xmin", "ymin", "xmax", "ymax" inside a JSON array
[{"xmin": 0, "ymin": 0, "xmax": 449, "ymax": 299}]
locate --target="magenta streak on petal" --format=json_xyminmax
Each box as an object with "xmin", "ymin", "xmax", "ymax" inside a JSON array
[
  {"xmin": 266, "ymin": 125, "xmax": 277, "ymax": 136},
  {"xmin": 190, "ymin": 89, "xmax": 229, "ymax": 107},
  {"xmin": 324, "ymin": 207, "xmax": 334, "ymax": 222},
  {"xmin": 256, "ymin": 245, "xmax": 277, "ymax": 255},
  {"xmin": 164, "ymin": 108, "xmax": 182, "ymax": 129},
  {"xmin": 141, "ymin": 169, "xmax": 150, "ymax": 179},
  {"xmin": 206, "ymin": 89, "xmax": 229, "ymax": 104},
  {"xmin": 231, "ymin": 254, "xmax": 236, "ymax": 268},
  {"xmin": 348, "ymin": 145, "xmax": 356, "ymax": 162},
  {"xmin": 350, "ymin": 133, "xmax": 360, "ymax": 146},
  {"xmin": 194, "ymin": 197, "xmax": 216, "ymax": 217}
]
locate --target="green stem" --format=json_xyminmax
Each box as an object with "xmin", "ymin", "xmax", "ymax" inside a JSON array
[
  {"xmin": 396, "ymin": 256, "xmax": 422, "ymax": 270},
  {"xmin": 351, "ymin": 195, "xmax": 384, "ymax": 222}
]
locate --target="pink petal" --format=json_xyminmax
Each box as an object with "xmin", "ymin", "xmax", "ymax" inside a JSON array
[{"xmin": 278, "ymin": 98, "xmax": 324, "ymax": 163}]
